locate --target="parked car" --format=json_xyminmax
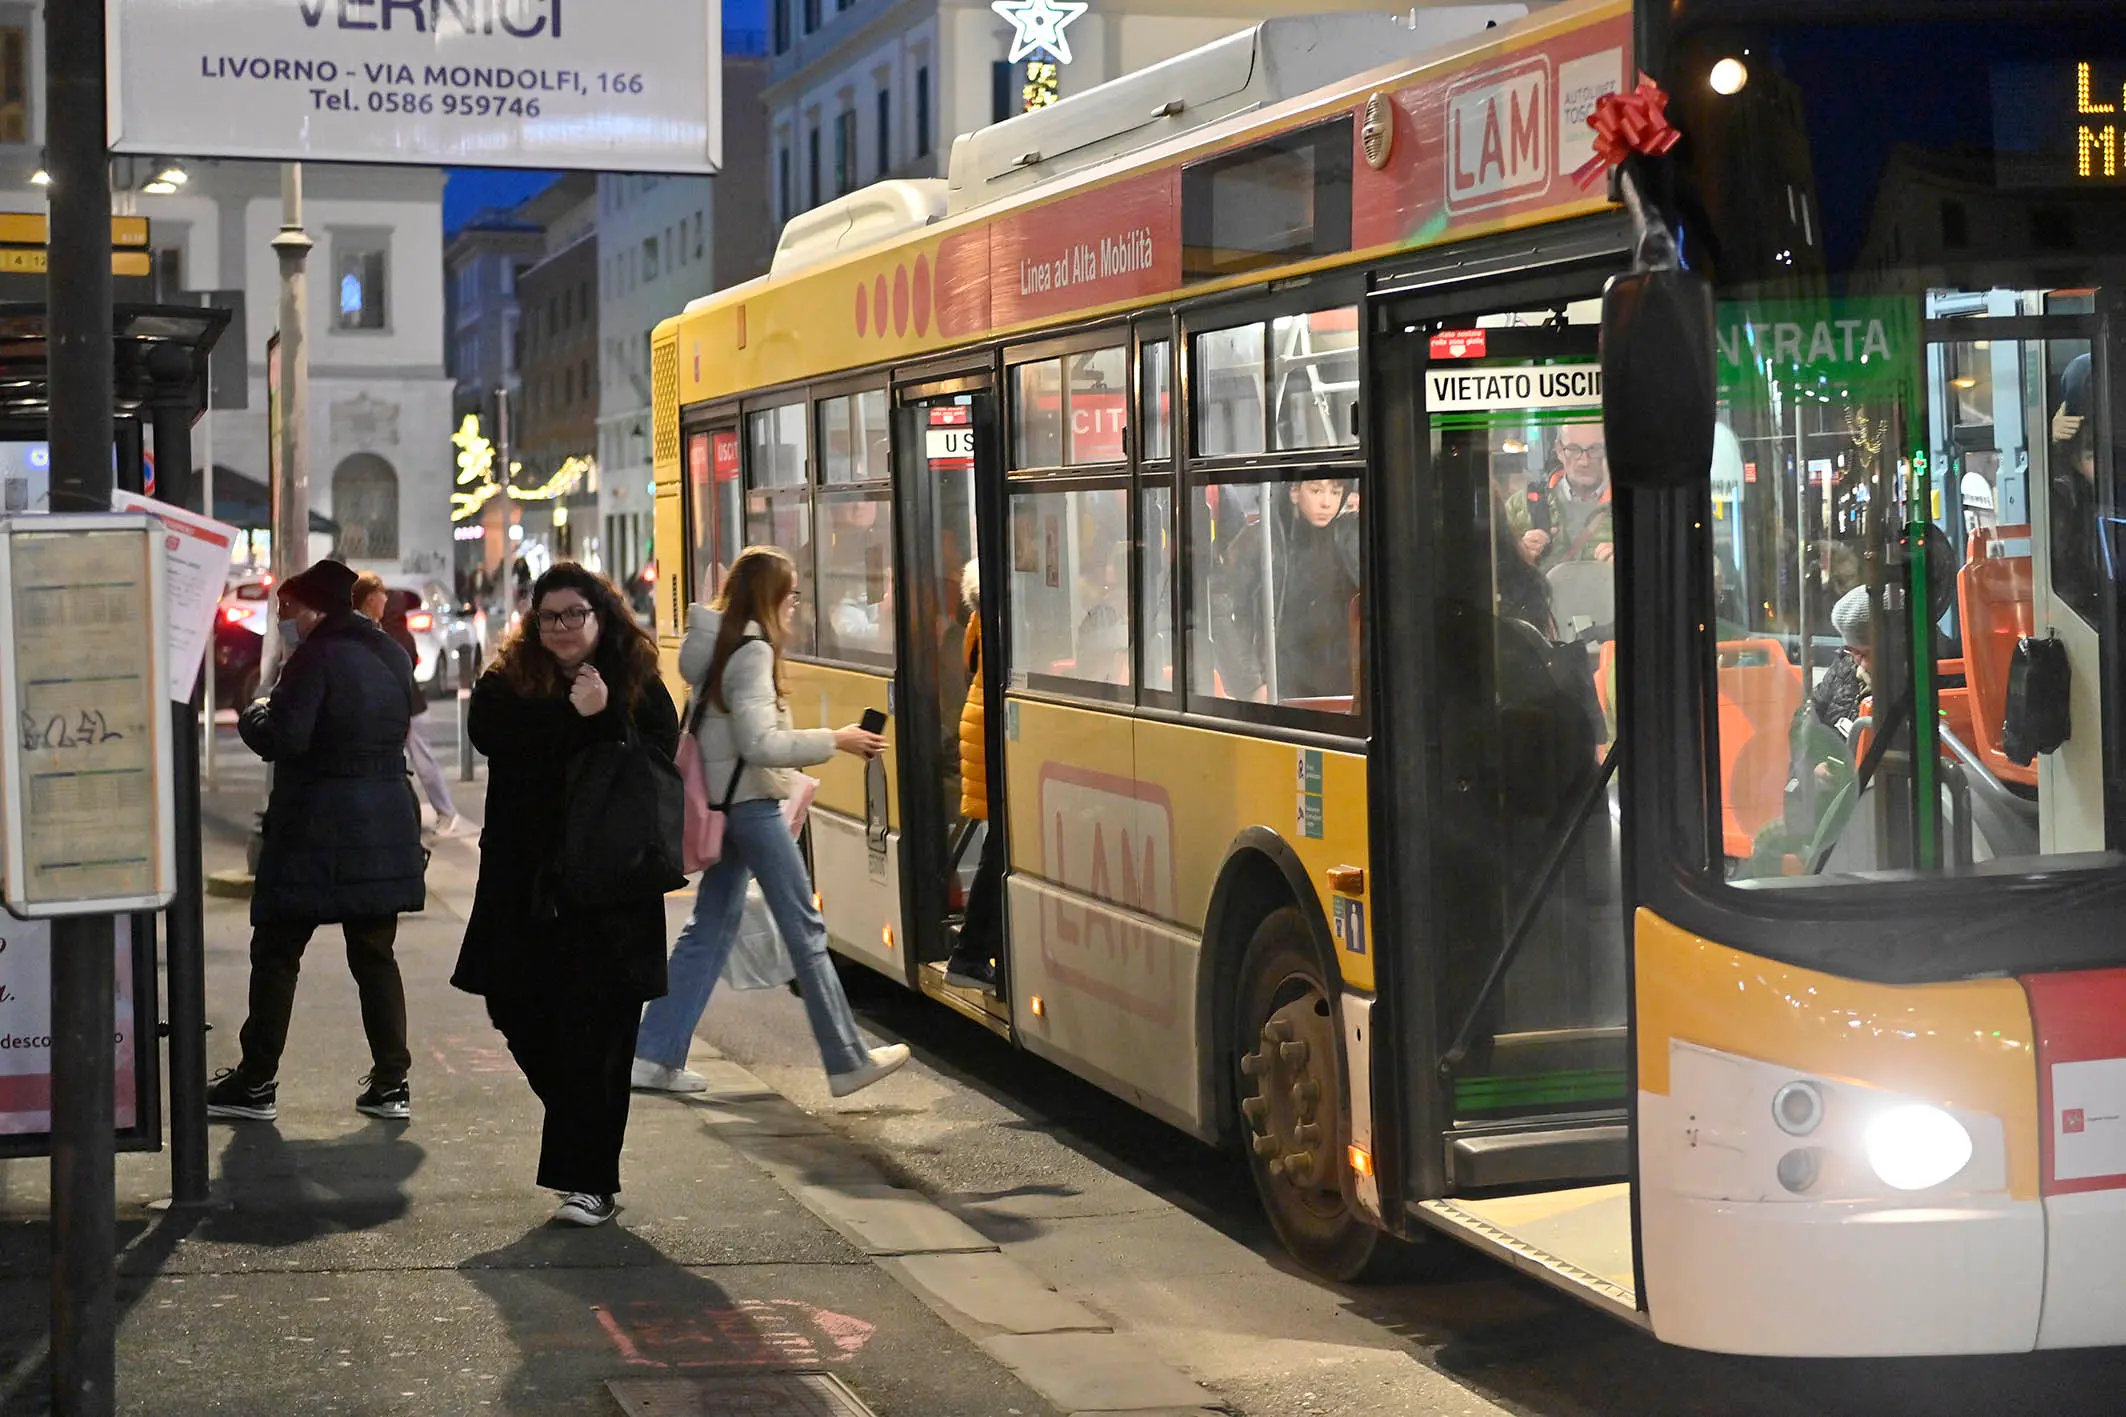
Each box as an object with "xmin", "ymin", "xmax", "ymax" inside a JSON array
[
  {"xmin": 386, "ymin": 580, "xmax": 478, "ymax": 691},
  {"xmin": 213, "ymin": 610, "xmax": 263, "ymax": 708}
]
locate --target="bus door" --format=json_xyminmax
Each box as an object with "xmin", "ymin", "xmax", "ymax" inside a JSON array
[
  {"xmin": 890, "ymin": 377, "xmax": 1011, "ymax": 1032},
  {"xmin": 1373, "ymin": 280, "xmax": 1638, "ymax": 1317}
]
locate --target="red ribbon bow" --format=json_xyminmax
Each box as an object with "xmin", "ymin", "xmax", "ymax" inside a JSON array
[{"xmin": 1571, "ymin": 75, "xmax": 1681, "ymax": 190}]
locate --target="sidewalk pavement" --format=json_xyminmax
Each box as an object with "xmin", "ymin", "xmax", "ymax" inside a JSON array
[{"xmin": 0, "ymin": 732, "xmax": 1221, "ymax": 1417}]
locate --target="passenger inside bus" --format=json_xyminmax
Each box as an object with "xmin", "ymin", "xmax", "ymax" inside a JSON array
[
  {"xmin": 1522, "ymin": 422, "xmax": 1614, "ymax": 569},
  {"xmin": 1208, "ymin": 477, "xmax": 1362, "ymax": 706},
  {"xmin": 818, "ymin": 497, "xmax": 893, "ymax": 660},
  {"xmin": 2050, "ymin": 352, "xmax": 2105, "ymax": 624}
]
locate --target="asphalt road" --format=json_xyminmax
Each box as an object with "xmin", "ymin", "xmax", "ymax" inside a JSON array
[{"xmin": 690, "ymin": 962, "xmax": 2126, "ymax": 1417}]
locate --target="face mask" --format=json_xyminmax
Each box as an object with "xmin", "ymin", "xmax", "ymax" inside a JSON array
[{"xmin": 279, "ymin": 619, "xmax": 302, "ymax": 649}]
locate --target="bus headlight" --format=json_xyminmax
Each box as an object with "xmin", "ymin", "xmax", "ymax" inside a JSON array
[{"xmin": 1863, "ymin": 1104, "xmax": 1972, "ymax": 1191}]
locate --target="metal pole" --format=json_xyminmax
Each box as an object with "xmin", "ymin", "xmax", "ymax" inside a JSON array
[
  {"xmin": 271, "ymin": 165, "xmax": 311, "ymax": 587},
  {"xmin": 45, "ymin": 0, "xmax": 118, "ymax": 1407},
  {"xmin": 151, "ymin": 393, "xmax": 210, "ymax": 1208},
  {"xmin": 201, "ymin": 368, "xmax": 215, "ymax": 785}
]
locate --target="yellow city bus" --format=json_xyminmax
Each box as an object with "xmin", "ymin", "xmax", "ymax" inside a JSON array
[{"xmin": 652, "ymin": 0, "xmax": 2126, "ymax": 1354}]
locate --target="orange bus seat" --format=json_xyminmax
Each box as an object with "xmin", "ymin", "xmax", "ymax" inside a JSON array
[
  {"xmin": 1716, "ymin": 639, "xmax": 1803, "ymax": 857},
  {"xmin": 1958, "ymin": 526, "xmax": 2038, "ymax": 789},
  {"xmin": 1282, "ymin": 696, "xmax": 1354, "ymax": 714}
]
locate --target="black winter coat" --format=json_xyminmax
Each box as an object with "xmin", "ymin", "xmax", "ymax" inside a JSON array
[
  {"xmin": 240, "ymin": 611, "xmax": 426, "ymax": 926},
  {"xmin": 451, "ymin": 655, "xmax": 679, "ymax": 1004}
]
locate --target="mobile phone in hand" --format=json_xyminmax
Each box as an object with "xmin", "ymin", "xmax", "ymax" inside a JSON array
[{"xmin": 860, "ymin": 707, "xmax": 887, "ymax": 735}]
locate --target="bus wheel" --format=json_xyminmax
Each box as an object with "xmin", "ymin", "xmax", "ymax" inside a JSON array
[{"xmin": 1235, "ymin": 906, "xmax": 1379, "ymax": 1281}]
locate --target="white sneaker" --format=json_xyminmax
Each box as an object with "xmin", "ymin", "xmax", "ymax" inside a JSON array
[
  {"xmin": 630, "ymin": 1058, "xmax": 709, "ymax": 1093},
  {"xmin": 828, "ymin": 1044, "xmax": 911, "ymax": 1098},
  {"xmin": 554, "ymin": 1192, "xmax": 617, "ymax": 1226},
  {"xmin": 431, "ymin": 813, "xmax": 461, "ymax": 838}
]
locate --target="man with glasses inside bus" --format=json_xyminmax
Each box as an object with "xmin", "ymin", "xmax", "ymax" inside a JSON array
[{"xmin": 1520, "ymin": 422, "xmax": 1614, "ymax": 570}]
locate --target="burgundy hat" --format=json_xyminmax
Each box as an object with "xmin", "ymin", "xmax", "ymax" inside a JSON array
[{"xmin": 277, "ymin": 559, "xmax": 359, "ymax": 614}]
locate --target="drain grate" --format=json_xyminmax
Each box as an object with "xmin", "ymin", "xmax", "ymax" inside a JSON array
[{"xmin": 608, "ymin": 1373, "xmax": 879, "ymax": 1417}]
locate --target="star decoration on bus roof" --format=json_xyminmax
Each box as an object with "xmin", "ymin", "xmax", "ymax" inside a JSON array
[{"xmin": 991, "ymin": 0, "xmax": 1090, "ymax": 67}]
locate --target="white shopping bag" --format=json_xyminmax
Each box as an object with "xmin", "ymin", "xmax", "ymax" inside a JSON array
[{"xmin": 723, "ymin": 880, "xmax": 797, "ymax": 990}]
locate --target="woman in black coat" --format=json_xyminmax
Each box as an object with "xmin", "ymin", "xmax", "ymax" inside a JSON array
[
  {"xmin": 454, "ymin": 562, "xmax": 678, "ymax": 1227},
  {"xmin": 205, "ymin": 558, "xmax": 427, "ymax": 1125}
]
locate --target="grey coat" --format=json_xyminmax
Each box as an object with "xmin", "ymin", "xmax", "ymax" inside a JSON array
[{"xmin": 679, "ymin": 605, "xmax": 836, "ymax": 803}]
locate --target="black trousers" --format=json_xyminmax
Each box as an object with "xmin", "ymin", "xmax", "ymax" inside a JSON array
[
  {"xmin": 958, "ymin": 824, "xmax": 1006, "ymax": 956},
  {"xmin": 238, "ymin": 917, "xmax": 410, "ymax": 1087},
  {"xmin": 486, "ymin": 981, "xmax": 640, "ymax": 1196}
]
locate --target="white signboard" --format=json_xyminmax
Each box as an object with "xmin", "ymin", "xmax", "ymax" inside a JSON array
[
  {"xmin": 0, "ymin": 918, "xmax": 138, "ymax": 1137},
  {"xmin": 1426, "ymin": 362, "xmax": 1604, "ymax": 414},
  {"xmin": 110, "ymin": 0, "xmax": 724, "ymax": 172},
  {"xmin": 0, "ymin": 515, "xmax": 175, "ymax": 916},
  {"xmin": 114, "ymin": 491, "xmax": 241, "ymax": 704}
]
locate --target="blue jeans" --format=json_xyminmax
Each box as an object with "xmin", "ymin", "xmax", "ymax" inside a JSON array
[{"xmin": 636, "ymin": 798, "xmax": 870, "ymax": 1077}]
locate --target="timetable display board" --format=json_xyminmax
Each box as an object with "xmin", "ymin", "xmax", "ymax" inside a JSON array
[{"xmin": 0, "ymin": 514, "xmax": 174, "ymax": 916}]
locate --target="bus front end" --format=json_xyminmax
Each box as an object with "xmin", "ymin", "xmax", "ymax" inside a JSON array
[{"xmin": 1627, "ymin": 0, "xmax": 2126, "ymax": 1354}]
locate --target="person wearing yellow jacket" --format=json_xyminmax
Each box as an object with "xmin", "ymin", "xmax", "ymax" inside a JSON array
[{"xmin": 946, "ymin": 558, "xmax": 1000, "ymax": 991}]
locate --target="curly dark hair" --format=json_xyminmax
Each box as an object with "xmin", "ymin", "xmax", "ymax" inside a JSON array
[{"xmin": 492, "ymin": 562, "xmax": 659, "ymax": 709}]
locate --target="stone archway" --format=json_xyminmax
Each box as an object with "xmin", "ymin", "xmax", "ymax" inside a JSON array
[{"xmin": 332, "ymin": 453, "xmax": 399, "ymax": 560}]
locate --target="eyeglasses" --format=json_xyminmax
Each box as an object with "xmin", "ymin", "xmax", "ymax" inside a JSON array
[
  {"xmin": 536, "ymin": 606, "xmax": 595, "ymax": 631},
  {"xmin": 1558, "ymin": 443, "xmax": 1607, "ymax": 463}
]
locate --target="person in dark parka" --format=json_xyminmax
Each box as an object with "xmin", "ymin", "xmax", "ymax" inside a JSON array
[
  {"xmin": 204, "ymin": 558, "xmax": 427, "ymax": 1124},
  {"xmin": 453, "ymin": 562, "xmax": 678, "ymax": 1227}
]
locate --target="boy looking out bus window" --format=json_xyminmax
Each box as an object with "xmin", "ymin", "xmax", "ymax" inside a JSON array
[{"xmin": 1211, "ymin": 478, "xmax": 1361, "ymax": 706}]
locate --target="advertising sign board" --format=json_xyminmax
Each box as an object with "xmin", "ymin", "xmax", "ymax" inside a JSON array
[
  {"xmin": 110, "ymin": 0, "xmax": 725, "ymax": 173},
  {"xmin": 0, "ymin": 915, "xmax": 161, "ymax": 1159}
]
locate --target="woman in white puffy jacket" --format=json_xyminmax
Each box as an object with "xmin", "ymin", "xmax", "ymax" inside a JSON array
[{"xmin": 632, "ymin": 546, "xmax": 903, "ymax": 1097}]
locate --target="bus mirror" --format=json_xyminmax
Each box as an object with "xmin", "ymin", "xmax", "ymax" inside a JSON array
[{"xmin": 1600, "ymin": 268, "xmax": 1715, "ymax": 490}]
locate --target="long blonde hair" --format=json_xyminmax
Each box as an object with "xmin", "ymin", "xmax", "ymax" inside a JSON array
[{"xmin": 705, "ymin": 545, "xmax": 796, "ymax": 710}]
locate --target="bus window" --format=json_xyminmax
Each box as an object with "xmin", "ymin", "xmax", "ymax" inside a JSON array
[
  {"xmin": 1194, "ymin": 323, "xmax": 1266, "ymax": 457},
  {"xmin": 1011, "ymin": 346, "xmax": 1128, "ymax": 470},
  {"xmin": 1142, "ymin": 483, "xmax": 1174, "ymax": 691},
  {"xmin": 1190, "ymin": 476, "xmax": 1362, "ymax": 713},
  {"xmin": 686, "ymin": 428, "xmax": 742, "ymax": 602},
  {"xmin": 744, "ymin": 400, "xmax": 815, "ymax": 653},
  {"xmin": 1721, "ymin": 313, "xmax": 2119, "ymax": 885},
  {"xmin": 819, "ymin": 389, "xmax": 889, "ymax": 485},
  {"xmin": 1013, "ymin": 359, "xmax": 1064, "ymax": 469},
  {"xmin": 1271, "ymin": 307, "xmax": 1359, "ymax": 451},
  {"xmin": 817, "ymin": 491, "xmax": 895, "ymax": 667},
  {"xmin": 1008, "ymin": 485, "xmax": 1130, "ymax": 690},
  {"xmin": 1140, "ymin": 341, "xmax": 1173, "ymax": 463},
  {"xmin": 747, "ymin": 402, "xmax": 807, "ymax": 487},
  {"xmin": 1067, "ymin": 347, "xmax": 1128, "ymax": 465}
]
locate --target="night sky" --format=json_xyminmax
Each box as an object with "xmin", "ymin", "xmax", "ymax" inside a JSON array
[{"xmin": 440, "ymin": 0, "xmax": 768, "ymax": 233}]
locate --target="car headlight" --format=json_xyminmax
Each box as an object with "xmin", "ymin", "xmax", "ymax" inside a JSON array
[{"xmin": 1863, "ymin": 1104, "xmax": 1972, "ymax": 1191}]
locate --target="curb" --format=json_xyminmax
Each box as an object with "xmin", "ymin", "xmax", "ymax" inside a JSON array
[{"xmin": 668, "ymin": 1051, "xmax": 1230, "ymax": 1417}]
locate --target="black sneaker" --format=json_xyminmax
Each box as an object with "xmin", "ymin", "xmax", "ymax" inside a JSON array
[
  {"xmin": 205, "ymin": 1069, "xmax": 277, "ymax": 1121},
  {"xmin": 943, "ymin": 953, "xmax": 996, "ymax": 990},
  {"xmin": 355, "ymin": 1074, "xmax": 410, "ymax": 1121},
  {"xmin": 554, "ymin": 1192, "xmax": 617, "ymax": 1226}
]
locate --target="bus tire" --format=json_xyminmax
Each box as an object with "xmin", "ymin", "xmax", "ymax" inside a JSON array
[{"xmin": 1234, "ymin": 905, "xmax": 1380, "ymax": 1282}]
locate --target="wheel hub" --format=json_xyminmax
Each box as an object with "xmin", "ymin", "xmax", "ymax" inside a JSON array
[{"xmin": 1239, "ymin": 984, "xmax": 1342, "ymax": 1211}]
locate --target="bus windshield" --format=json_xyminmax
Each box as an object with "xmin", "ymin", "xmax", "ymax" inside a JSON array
[{"xmin": 1670, "ymin": 14, "xmax": 2126, "ymax": 889}]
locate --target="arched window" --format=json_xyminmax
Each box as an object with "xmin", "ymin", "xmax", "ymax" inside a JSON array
[{"xmin": 332, "ymin": 453, "xmax": 399, "ymax": 560}]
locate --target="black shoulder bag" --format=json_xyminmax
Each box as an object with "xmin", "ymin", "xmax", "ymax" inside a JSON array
[{"xmin": 559, "ymin": 709, "xmax": 689, "ymax": 910}]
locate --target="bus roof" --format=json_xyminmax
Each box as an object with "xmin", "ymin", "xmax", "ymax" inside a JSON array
[{"xmin": 660, "ymin": 0, "xmax": 1627, "ymax": 407}]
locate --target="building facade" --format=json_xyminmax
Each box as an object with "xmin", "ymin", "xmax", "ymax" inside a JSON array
[
  {"xmin": 597, "ymin": 54, "xmax": 773, "ymax": 596},
  {"xmin": 443, "ymin": 212, "xmax": 544, "ymax": 594},
  {"xmin": 0, "ymin": 151, "xmax": 455, "ymax": 580},
  {"xmin": 512, "ymin": 175, "xmax": 601, "ymax": 573},
  {"xmin": 761, "ymin": 0, "xmax": 1417, "ymax": 228}
]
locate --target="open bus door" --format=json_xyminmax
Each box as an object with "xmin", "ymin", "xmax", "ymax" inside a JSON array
[
  {"xmin": 1371, "ymin": 262, "xmax": 1642, "ymax": 1320},
  {"xmin": 889, "ymin": 374, "xmax": 1011, "ymax": 1033}
]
